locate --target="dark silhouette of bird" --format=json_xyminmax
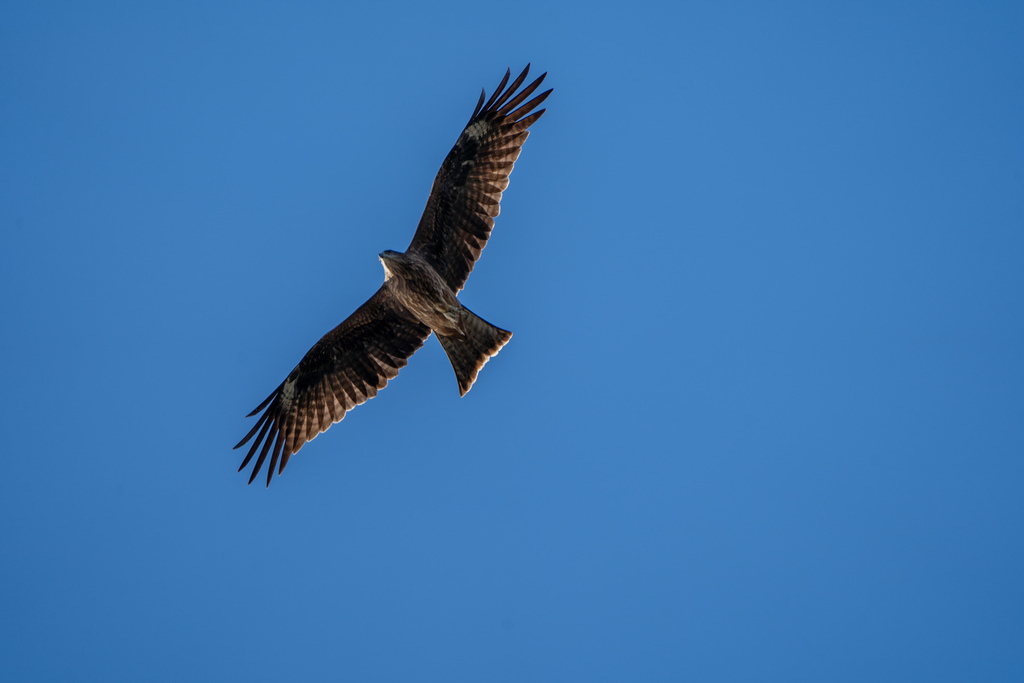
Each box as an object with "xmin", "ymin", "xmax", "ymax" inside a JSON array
[{"xmin": 235, "ymin": 66, "xmax": 551, "ymax": 486}]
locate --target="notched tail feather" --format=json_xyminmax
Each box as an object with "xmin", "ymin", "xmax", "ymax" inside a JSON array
[{"xmin": 437, "ymin": 308, "xmax": 512, "ymax": 397}]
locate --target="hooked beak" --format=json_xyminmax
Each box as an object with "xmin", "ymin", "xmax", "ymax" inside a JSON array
[{"xmin": 379, "ymin": 251, "xmax": 396, "ymax": 279}]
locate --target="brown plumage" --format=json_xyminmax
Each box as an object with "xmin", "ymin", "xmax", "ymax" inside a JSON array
[{"xmin": 235, "ymin": 65, "xmax": 551, "ymax": 486}]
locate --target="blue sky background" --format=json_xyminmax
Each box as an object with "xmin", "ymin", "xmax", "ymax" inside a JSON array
[{"xmin": 2, "ymin": 1, "xmax": 1022, "ymax": 680}]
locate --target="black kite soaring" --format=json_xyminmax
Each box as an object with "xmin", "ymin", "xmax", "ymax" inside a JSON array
[{"xmin": 235, "ymin": 66, "xmax": 551, "ymax": 486}]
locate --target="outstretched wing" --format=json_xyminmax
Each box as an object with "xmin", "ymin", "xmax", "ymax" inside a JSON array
[
  {"xmin": 407, "ymin": 65, "xmax": 551, "ymax": 293},
  {"xmin": 234, "ymin": 285, "xmax": 430, "ymax": 487}
]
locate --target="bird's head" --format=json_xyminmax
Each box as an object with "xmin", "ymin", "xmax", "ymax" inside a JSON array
[{"xmin": 379, "ymin": 250, "xmax": 402, "ymax": 280}]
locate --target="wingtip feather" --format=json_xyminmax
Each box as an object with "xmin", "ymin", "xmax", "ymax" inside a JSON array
[
  {"xmin": 472, "ymin": 88, "xmax": 486, "ymax": 118},
  {"xmin": 482, "ymin": 68, "xmax": 512, "ymax": 111},
  {"xmin": 246, "ymin": 388, "xmax": 277, "ymax": 417}
]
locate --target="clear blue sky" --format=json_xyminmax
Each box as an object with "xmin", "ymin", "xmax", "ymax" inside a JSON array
[{"xmin": 2, "ymin": 1, "xmax": 1022, "ymax": 680}]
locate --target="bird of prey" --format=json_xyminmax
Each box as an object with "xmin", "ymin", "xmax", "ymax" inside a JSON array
[{"xmin": 235, "ymin": 65, "xmax": 551, "ymax": 486}]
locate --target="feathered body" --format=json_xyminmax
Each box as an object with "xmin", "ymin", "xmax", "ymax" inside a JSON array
[
  {"xmin": 380, "ymin": 249, "xmax": 513, "ymax": 395},
  {"xmin": 378, "ymin": 250, "xmax": 464, "ymax": 337}
]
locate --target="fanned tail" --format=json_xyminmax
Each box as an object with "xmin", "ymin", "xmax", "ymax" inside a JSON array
[{"xmin": 437, "ymin": 308, "xmax": 512, "ymax": 396}]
